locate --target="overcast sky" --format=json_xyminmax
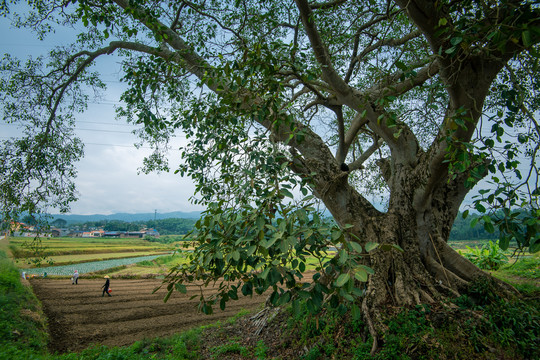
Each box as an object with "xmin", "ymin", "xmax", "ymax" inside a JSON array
[{"xmin": 0, "ymin": 13, "xmax": 203, "ymax": 216}]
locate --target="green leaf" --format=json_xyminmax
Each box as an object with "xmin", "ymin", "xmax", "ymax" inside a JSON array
[
  {"xmin": 358, "ymin": 264, "xmax": 375, "ymax": 275},
  {"xmin": 175, "ymin": 283, "xmax": 187, "ymax": 294},
  {"xmin": 338, "ymin": 249, "xmax": 348, "ymax": 264},
  {"xmin": 349, "ymin": 241, "xmax": 363, "ymax": 253},
  {"xmin": 351, "ymin": 304, "xmax": 361, "ymax": 320},
  {"xmin": 247, "ymin": 245, "xmax": 257, "ymax": 256},
  {"xmin": 335, "ymin": 273, "xmax": 350, "ymax": 287},
  {"xmin": 220, "ymin": 298, "xmax": 226, "ymax": 311},
  {"xmin": 391, "ymin": 244, "xmax": 404, "ymax": 253},
  {"xmin": 395, "ymin": 60, "xmax": 408, "ymax": 71},
  {"xmin": 450, "ymin": 36, "xmax": 462, "ymax": 46},
  {"xmin": 331, "ymin": 230, "xmax": 343, "ymax": 241},
  {"xmin": 484, "ymin": 222, "xmax": 495, "ymax": 234},
  {"xmin": 530, "ymin": 238, "xmax": 540, "ymax": 253},
  {"xmin": 354, "ymin": 268, "xmax": 368, "ymax": 282},
  {"xmin": 475, "ymin": 203, "xmax": 486, "ymax": 213},
  {"xmin": 365, "ymin": 242, "xmax": 379, "ymax": 252},
  {"xmin": 280, "ymin": 188, "xmax": 294, "ymax": 198},
  {"xmin": 522, "ymin": 30, "xmax": 532, "ymax": 47},
  {"xmin": 260, "ymin": 267, "xmax": 270, "ymax": 280},
  {"xmin": 379, "ymin": 244, "xmax": 392, "ymax": 251},
  {"xmin": 201, "ymin": 303, "xmax": 213, "ymax": 315},
  {"xmin": 163, "ymin": 288, "xmax": 173, "ymax": 303}
]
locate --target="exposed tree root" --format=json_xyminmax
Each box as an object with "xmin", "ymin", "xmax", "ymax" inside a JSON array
[{"xmin": 250, "ymin": 306, "xmax": 280, "ymax": 336}]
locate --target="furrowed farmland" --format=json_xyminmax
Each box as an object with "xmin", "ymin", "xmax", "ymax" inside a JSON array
[
  {"xmin": 6, "ymin": 235, "xmax": 268, "ymax": 354},
  {"xmin": 29, "ymin": 278, "xmax": 266, "ymax": 354}
]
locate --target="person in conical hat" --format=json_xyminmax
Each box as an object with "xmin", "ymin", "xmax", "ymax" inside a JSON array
[{"xmin": 101, "ymin": 275, "xmax": 111, "ymax": 297}]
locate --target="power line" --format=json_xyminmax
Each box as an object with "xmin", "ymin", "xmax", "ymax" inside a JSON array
[
  {"xmin": 85, "ymin": 142, "xmax": 152, "ymax": 149},
  {"xmin": 76, "ymin": 120, "xmax": 136, "ymax": 127},
  {"xmin": 0, "ymin": 136, "xmax": 183, "ymax": 150},
  {"xmin": 76, "ymin": 127, "xmax": 134, "ymax": 134},
  {"xmin": 0, "ymin": 123, "xmax": 187, "ymax": 137}
]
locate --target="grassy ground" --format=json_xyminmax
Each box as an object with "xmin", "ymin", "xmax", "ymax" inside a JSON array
[
  {"xmin": 0, "ymin": 250, "xmax": 48, "ymax": 360},
  {"xmin": 491, "ymin": 255, "xmax": 540, "ymax": 295}
]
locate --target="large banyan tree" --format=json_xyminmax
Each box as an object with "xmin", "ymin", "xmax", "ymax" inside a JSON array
[{"xmin": 1, "ymin": 0, "xmax": 539, "ymax": 349}]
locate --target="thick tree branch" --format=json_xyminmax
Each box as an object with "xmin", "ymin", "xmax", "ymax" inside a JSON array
[
  {"xmin": 363, "ymin": 59, "xmax": 440, "ymax": 100},
  {"xmin": 309, "ymin": 0, "xmax": 348, "ymax": 10},
  {"xmin": 352, "ymin": 29, "xmax": 423, "ymax": 67},
  {"xmin": 394, "ymin": 0, "xmax": 445, "ymax": 54},
  {"xmin": 341, "ymin": 111, "xmax": 369, "ymax": 160},
  {"xmin": 334, "ymin": 106, "xmax": 346, "ymax": 164},
  {"xmin": 45, "ymin": 43, "xmax": 121, "ymax": 139},
  {"xmin": 295, "ymin": 0, "xmax": 406, "ymax": 158},
  {"xmin": 294, "ymin": 0, "xmax": 350, "ymax": 96},
  {"xmin": 348, "ymin": 137, "xmax": 383, "ymax": 171}
]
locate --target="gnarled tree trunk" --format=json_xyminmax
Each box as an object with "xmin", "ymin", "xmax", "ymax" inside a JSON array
[{"xmin": 308, "ymin": 154, "xmax": 515, "ymax": 352}]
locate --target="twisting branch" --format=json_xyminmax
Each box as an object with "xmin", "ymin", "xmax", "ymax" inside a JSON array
[
  {"xmin": 309, "ymin": 0, "xmax": 348, "ymax": 10},
  {"xmin": 44, "ymin": 43, "xmax": 121, "ymax": 139},
  {"xmin": 179, "ymin": 1, "xmax": 247, "ymax": 48},
  {"xmin": 354, "ymin": 29, "xmax": 422, "ymax": 65},
  {"xmin": 342, "ymin": 111, "xmax": 369, "ymax": 158},
  {"xmin": 294, "ymin": 0, "xmax": 350, "ymax": 96},
  {"xmin": 345, "ymin": 9, "xmax": 404, "ymax": 74},
  {"xmin": 348, "ymin": 137, "xmax": 384, "ymax": 171},
  {"xmin": 170, "ymin": 3, "xmax": 187, "ymax": 30},
  {"xmin": 334, "ymin": 106, "xmax": 346, "ymax": 164},
  {"xmin": 362, "ymin": 59, "xmax": 440, "ymax": 100}
]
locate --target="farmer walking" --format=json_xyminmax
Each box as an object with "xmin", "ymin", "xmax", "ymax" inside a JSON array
[
  {"xmin": 101, "ymin": 275, "xmax": 112, "ymax": 297},
  {"xmin": 72, "ymin": 270, "xmax": 79, "ymax": 285}
]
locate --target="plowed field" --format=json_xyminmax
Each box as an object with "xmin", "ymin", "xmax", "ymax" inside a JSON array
[{"xmin": 30, "ymin": 278, "xmax": 266, "ymax": 354}]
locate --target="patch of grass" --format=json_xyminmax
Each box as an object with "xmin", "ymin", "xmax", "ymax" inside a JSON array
[
  {"xmin": 491, "ymin": 254, "xmax": 539, "ymax": 295},
  {"xmin": 210, "ymin": 340, "xmax": 250, "ymax": 359},
  {"xmin": 499, "ymin": 255, "xmax": 539, "ymax": 278},
  {"xmin": 0, "ymin": 250, "xmax": 48, "ymax": 359},
  {"xmin": 254, "ymin": 340, "xmax": 269, "ymax": 359}
]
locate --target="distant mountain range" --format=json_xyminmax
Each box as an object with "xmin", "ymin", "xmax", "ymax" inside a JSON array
[{"xmin": 50, "ymin": 211, "xmax": 203, "ymax": 224}]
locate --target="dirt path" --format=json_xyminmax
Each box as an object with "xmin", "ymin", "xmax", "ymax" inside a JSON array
[{"xmin": 30, "ymin": 278, "xmax": 266, "ymax": 354}]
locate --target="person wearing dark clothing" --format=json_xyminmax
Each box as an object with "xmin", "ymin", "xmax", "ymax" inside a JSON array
[{"xmin": 102, "ymin": 275, "xmax": 111, "ymax": 297}]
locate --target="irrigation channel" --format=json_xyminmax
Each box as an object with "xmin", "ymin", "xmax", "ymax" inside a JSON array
[{"xmin": 20, "ymin": 254, "xmax": 169, "ymax": 276}]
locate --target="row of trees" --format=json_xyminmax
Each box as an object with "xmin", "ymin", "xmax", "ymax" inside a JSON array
[
  {"xmin": 52, "ymin": 213, "xmax": 505, "ymax": 240},
  {"xmin": 52, "ymin": 218, "xmax": 196, "ymax": 235}
]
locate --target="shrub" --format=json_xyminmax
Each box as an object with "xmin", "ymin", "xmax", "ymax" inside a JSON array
[{"xmin": 464, "ymin": 240, "xmax": 508, "ymax": 270}]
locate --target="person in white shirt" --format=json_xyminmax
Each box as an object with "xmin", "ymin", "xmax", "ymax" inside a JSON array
[{"xmin": 72, "ymin": 270, "xmax": 79, "ymax": 285}]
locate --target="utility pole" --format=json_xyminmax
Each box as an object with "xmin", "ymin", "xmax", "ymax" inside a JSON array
[{"xmin": 154, "ymin": 209, "xmax": 157, "ymax": 222}]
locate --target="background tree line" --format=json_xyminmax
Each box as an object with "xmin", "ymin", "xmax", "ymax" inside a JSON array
[
  {"xmin": 52, "ymin": 218, "xmax": 197, "ymax": 236},
  {"xmin": 48, "ymin": 211, "xmax": 535, "ymax": 242}
]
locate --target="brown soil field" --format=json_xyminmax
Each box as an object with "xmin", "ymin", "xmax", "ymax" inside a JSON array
[{"xmin": 29, "ymin": 278, "xmax": 266, "ymax": 354}]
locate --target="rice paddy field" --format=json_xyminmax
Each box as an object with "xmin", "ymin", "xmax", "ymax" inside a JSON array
[{"xmin": 8, "ymin": 236, "xmax": 174, "ymax": 268}]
